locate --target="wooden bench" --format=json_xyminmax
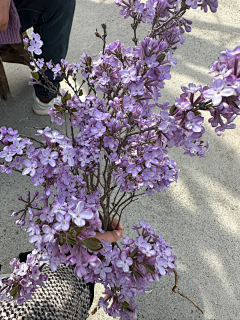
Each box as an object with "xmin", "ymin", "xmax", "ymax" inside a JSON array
[
  {"xmin": 0, "ymin": 36, "xmax": 31, "ymax": 100},
  {"xmin": 0, "ymin": 57, "xmax": 11, "ymax": 100}
]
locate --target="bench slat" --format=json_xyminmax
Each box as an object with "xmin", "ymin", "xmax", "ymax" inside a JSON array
[{"xmin": 0, "ymin": 57, "xmax": 11, "ymax": 100}]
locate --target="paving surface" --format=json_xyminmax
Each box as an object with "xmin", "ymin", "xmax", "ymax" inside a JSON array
[{"xmin": 1, "ymin": 1, "xmax": 240, "ymax": 319}]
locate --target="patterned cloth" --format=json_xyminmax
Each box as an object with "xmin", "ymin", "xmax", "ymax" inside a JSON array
[{"xmin": 0, "ymin": 264, "xmax": 94, "ymax": 320}]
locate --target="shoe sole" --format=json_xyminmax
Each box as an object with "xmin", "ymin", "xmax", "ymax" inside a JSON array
[{"xmin": 32, "ymin": 106, "xmax": 49, "ymax": 116}]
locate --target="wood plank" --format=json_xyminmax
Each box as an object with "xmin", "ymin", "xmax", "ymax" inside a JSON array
[{"xmin": 0, "ymin": 57, "xmax": 11, "ymax": 100}]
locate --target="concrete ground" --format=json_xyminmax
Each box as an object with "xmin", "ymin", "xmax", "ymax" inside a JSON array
[{"xmin": 1, "ymin": 1, "xmax": 240, "ymax": 319}]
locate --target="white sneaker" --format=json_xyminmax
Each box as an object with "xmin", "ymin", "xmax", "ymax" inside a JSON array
[{"xmin": 32, "ymin": 92, "xmax": 58, "ymax": 116}]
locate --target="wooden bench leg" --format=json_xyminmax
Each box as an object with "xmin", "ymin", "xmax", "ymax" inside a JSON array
[{"xmin": 0, "ymin": 57, "xmax": 11, "ymax": 100}]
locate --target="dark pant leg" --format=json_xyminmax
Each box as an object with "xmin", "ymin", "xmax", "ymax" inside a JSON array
[{"xmin": 13, "ymin": 0, "xmax": 76, "ymax": 99}]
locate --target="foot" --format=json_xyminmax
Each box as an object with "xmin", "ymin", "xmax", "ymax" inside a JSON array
[{"xmin": 32, "ymin": 92, "xmax": 57, "ymax": 115}]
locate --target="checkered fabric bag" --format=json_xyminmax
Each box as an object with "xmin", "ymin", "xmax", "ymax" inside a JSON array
[{"xmin": 0, "ymin": 264, "xmax": 94, "ymax": 320}]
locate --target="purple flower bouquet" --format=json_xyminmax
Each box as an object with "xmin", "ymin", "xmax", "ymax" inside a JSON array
[{"xmin": 1, "ymin": 0, "xmax": 240, "ymax": 318}]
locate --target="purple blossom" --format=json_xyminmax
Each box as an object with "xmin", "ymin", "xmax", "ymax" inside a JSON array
[
  {"xmin": 94, "ymin": 262, "xmax": 112, "ymax": 280},
  {"xmin": 40, "ymin": 148, "xmax": 59, "ymax": 167},
  {"xmin": 22, "ymin": 159, "xmax": 37, "ymax": 177},
  {"xmin": 91, "ymin": 122, "xmax": 106, "ymax": 137},
  {"xmin": 120, "ymin": 67, "xmax": 137, "ymax": 84},
  {"xmin": 116, "ymin": 252, "xmax": 133, "ymax": 272},
  {"xmin": 68, "ymin": 201, "xmax": 94, "ymax": 227},
  {"xmin": 126, "ymin": 164, "xmax": 142, "ymax": 177},
  {"xmin": 28, "ymin": 33, "xmax": 43, "ymax": 55},
  {"xmin": 0, "ymin": 146, "xmax": 15, "ymax": 162},
  {"xmin": 185, "ymin": 112, "xmax": 204, "ymax": 132},
  {"xmin": 42, "ymin": 225, "xmax": 55, "ymax": 242},
  {"xmin": 103, "ymin": 136, "xmax": 115, "ymax": 149},
  {"xmin": 53, "ymin": 213, "xmax": 71, "ymax": 231},
  {"xmin": 186, "ymin": 0, "xmax": 198, "ymax": 9},
  {"xmin": 204, "ymin": 79, "xmax": 235, "ymax": 106},
  {"xmin": 129, "ymin": 83, "xmax": 145, "ymax": 96},
  {"xmin": 62, "ymin": 147, "xmax": 76, "ymax": 166}
]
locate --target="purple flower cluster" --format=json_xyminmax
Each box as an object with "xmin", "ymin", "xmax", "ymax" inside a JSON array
[
  {"xmin": 86, "ymin": 222, "xmax": 176, "ymax": 319},
  {"xmin": 0, "ymin": 251, "xmax": 46, "ymax": 305},
  {"xmin": 203, "ymin": 47, "xmax": 240, "ymax": 135}
]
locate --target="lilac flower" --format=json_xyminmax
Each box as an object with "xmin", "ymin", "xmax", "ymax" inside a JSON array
[
  {"xmin": 42, "ymin": 225, "xmax": 55, "ymax": 242},
  {"xmin": 0, "ymin": 146, "xmax": 15, "ymax": 162},
  {"xmin": 94, "ymin": 262, "xmax": 112, "ymax": 280},
  {"xmin": 44, "ymin": 130, "xmax": 64, "ymax": 144},
  {"xmin": 91, "ymin": 122, "xmax": 106, "ymax": 137},
  {"xmin": 204, "ymin": 79, "xmax": 235, "ymax": 106},
  {"xmin": 62, "ymin": 147, "xmax": 76, "ymax": 166},
  {"xmin": 158, "ymin": 111, "xmax": 176, "ymax": 133},
  {"xmin": 175, "ymin": 97, "xmax": 192, "ymax": 111},
  {"xmin": 155, "ymin": 256, "xmax": 166, "ymax": 275},
  {"xmin": 133, "ymin": 0, "xmax": 144, "ymax": 14},
  {"xmin": 186, "ymin": 0, "xmax": 198, "ymax": 9},
  {"xmin": 31, "ymin": 266, "xmax": 41, "ymax": 281},
  {"xmin": 120, "ymin": 67, "xmax": 137, "ymax": 84},
  {"xmin": 53, "ymin": 213, "xmax": 71, "ymax": 231},
  {"xmin": 40, "ymin": 207, "xmax": 55, "ymax": 223},
  {"xmin": 10, "ymin": 139, "xmax": 25, "ymax": 155},
  {"xmin": 129, "ymin": 83, "xmax": 145, "ymax": 96},
  {"xmin": 28, "ymin": 34, "xmax": 43, "ymax": 55},
  {"xmin": 9, "ymin": 156, "xmax": 23, "ymax": 170},
  {"xmin": 103, "ymin": 136, "xmax": 115, "ymax": 149},
  {"xmin": 40, "ymin": 148, "xmax": 59, "ymax": 167},
  {"xmin": 68, "ymin": 201, "xmax": 93, "ymax": 227},
  {"xmin": 158, "ymin": 65, "xmax": 171, "ymax": 80},
  {"xmin": 122, "ymin": 95, "xmax": 136, "ymax": 111},
  {"xmin": 22, "ymin": 159, "xmax": 37, "ymax": 177},
  {"xmin": 185, "ymin": 112, "xmax": 204, "ymax": 132},
  {"xmin": 16, "ymin": 263, "xmax": 29, "ymax": 276},
  {"xmin": 99, "ymin": 72, "xmax": 110, "ymax": 85},
  {"xmin": 94, "ymin": 110, "xmax": 109, "ymax": 121},
  {"xmin": 141, "ymin": 243, "xmax": 156, "ymax": 257},
  {"xmin": 126, "ymin": 164, "xmax": 142, "ymax": 177},
  {"xmin": 145, "ymin": 55, "xmax": 158, "ymax": 68},
  {"xmin": 143, "ymin": 152, "xmax": 158, "ymax": 168},
  {"xmin": 116, "ymin": 252, "xmax": 133, "ymax": 272},
  {"xmin": 108, "ymin": 152, "xmax": 119, "ymax": 163},
  {"xmin": 135, "ymin": 236, "xmax": 148, "ymax": 250}
]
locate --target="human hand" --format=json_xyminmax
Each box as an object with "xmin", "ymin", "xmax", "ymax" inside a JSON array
[
  {"xmin": 0, "ymin": 0, "xmax": 11, "ymax": 31},
  {"xmin": 94, "ymin": 218, "xmax": 124, "ymax": 243}
]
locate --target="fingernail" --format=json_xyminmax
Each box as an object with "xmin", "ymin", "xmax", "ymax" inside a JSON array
[{"xmin": 115, "ymin": 230, "xmax": 121, "ymax": 237}]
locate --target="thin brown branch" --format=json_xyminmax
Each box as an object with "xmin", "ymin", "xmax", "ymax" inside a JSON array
[{"xmin": 172, "ymin": 269, "xmax": 203, "ymax": 314}]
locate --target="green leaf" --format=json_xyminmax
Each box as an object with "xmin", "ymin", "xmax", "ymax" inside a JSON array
[
  {"xmin": 10, "ymin": 284, "xmax": 18, "ymax": 298},
  {"xmin": 68, "ymin": 108, "xmax": 77, "ymax": 113},
  {"xmin": 54, "ymin": 104, "xmax": 64, "ymax": 112},
  {"xmin": 169, "ymin": 104, "xmax": 176, "ymax": 115},
  {"xmin": 69, "ymin": 227, "xmax": 75, "ymax": 238},
  {"xmin": 87, "ymin": 57, "xmax": 92, "ymax": 66},
  {"xmin": 31, "ymin": 72, "xmax": 39, "ymax": 81},
  {"xmin": 120, "ymin": 301, "xmax": 133, "ymax": 312},
  {"xmin": 193, "ymin": 110, "xmax": 200, "ymax": 116},
  {"xmin": 228, "ymin": 97, "xmax": 240, "ymax": 109},
  {"xmin": 156, "ymin": 54, "xmax": 165, "ymax": 63},
  {"xmin": 74, "ymin": 226, "xmax": 85, "ymax": 235},
  {"xmin": 62, "ymin": 92, "xmax": 71, "ymax": 105},
  {"xmin": 82, "ymin": 238, "xmax": 103, "ymax": 251},
  {"xmin": 66, "ymin": 238, "xmax": 76, "ymax": 245},
  {"xmin": 59, "ymin": 232, "xmax": 66, "ymax": 246},
  {"xmin": 143, "ymin": 263, "xmax": 155, "ymax": 274},
  {"xmin": 132, "ymin": 269, "xmax": 143, "ymax": 278},
  {"xmin": 129, "ymin": 248, "xmax": 138, "ymax": 258}
]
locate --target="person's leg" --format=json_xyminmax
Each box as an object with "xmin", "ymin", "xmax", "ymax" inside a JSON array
[{"xmin": 13, "ymin": 0, "xmax": 76, "ymax": 100}]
